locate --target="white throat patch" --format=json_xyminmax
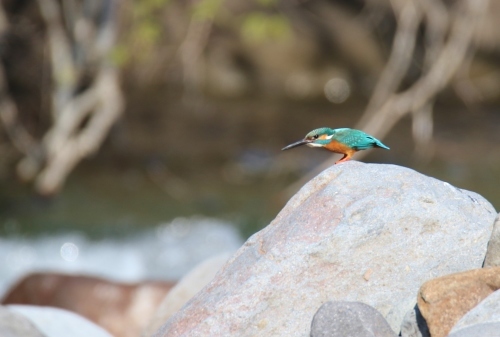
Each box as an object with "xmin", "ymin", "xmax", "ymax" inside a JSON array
[{"xmin": 306, "ymin": 143, "xmax": 324, "ymax": 148}]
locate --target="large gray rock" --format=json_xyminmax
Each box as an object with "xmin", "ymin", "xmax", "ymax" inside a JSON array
[
  {"xmin": 144, "ymin": 253, "xmax": 232, "ymax": 336},
  {"xmin": 310, "ymin": 301, "xmax": 396, "ymax": 337},
  {"xmin": 153, "ymin": 162, "xmax": 496, "ymax": 337},
  {"xmin": 447, "ymin": 322, "xmax": 500, "ymax": 337},
  {"xmin": 7, "ymin": 305, "xmax": 113, "ymax": 337},
  {"xmin": 0, "ymin": 306, "xmax": 46, "ymax": 337},
  {"xmin": 450, "ymin": 288, "xmax": 500, "ymax": 333},
  {"xmin": 484, "ymin": 213, "xmax": 500, "ymax": 267}
]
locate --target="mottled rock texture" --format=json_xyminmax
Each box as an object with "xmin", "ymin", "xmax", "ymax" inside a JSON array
[
  {"xmin": 400, "ymin": 305, "xmax": 430, "ymax": 337},
  {"xmin": 450, "ymin": 288, "xmax": 500, "ymax": 333},
  {"xmin": 7, "ymin": 305, "xmax": 113, "ymax": 337},
  {"xmin": 484, "ymin": 213, "xmax": 500, "ymax": 267},
  {"xmin": 417, "ymin": 267, "xmax": 500, "ymax": 337},
  {"xmin": 447, "ymin": 322, "xmax": 500, "ymax": 337},
  {"xmin": 0, "ymin": 306, "xmax": 46, "ymax": 337},
  {"xmin": 310, "ymin": 301, "xmax": 396, "ymax": 337},
  {"xmin": 144, "ymin": 253, "xmax": 232, "ymax": 336},
  {"xmin": 153, "ymin": 162, "xmax": 496, "ymax": 337}
]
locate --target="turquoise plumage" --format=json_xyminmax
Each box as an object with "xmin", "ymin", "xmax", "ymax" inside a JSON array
[
  {"xmin": 282, "ymin": 127, "xmax": 389, "ymax": 164},
  {"xmin": 330, "ymin": 128, "xmax": 390, "ymax": 150}
]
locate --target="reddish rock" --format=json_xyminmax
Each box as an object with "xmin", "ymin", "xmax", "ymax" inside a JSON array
[
  {"xmin": 417, "ymin": 267, "xmax": 500, "ymax": 337},
  {"xmin": 1, "ymin": 273, "xmax": 175, "ymax": 337}
]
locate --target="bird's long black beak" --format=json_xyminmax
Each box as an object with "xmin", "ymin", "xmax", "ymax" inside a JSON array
[{"xmin": 281, "ymin": 139, "xmax": 310, "ymax": 151}]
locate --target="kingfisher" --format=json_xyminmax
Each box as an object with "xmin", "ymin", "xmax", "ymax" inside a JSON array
[{"xmin": 282, "ymin": 127, "xmax": 389, "ymax": 164}]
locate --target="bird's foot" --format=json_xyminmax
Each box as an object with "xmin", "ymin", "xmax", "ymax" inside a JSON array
[{"xmin": 335, "ymin": 156, "xmax": 351, "ymax": 164}]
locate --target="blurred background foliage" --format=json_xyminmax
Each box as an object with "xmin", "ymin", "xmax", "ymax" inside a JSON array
[{"xmin": 0, "ymin": 0, "xmax": 500, "ymax": 238}]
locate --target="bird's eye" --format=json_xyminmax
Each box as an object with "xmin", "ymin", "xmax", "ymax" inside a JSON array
[{"xmin": 313, "ymin": 135, "xmax": 319, "ymax": 139}]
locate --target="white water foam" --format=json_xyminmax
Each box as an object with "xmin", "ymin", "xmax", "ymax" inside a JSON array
[{"xmin": 0, "ymin": 216, "xmax": 243, "ymax": 297}]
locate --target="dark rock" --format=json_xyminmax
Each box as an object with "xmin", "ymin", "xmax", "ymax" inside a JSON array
[
  {"xmin": 310, "ymin": 301, "xmax": 396, "ymax": 337},
  {"xmin": 152, "ymin": 163, "xmax": 495, "ymax": 337},
  {"xmin": 484, "ymin": 213, "xmax": 500, "ymax": 267},
  {"xmin": 400, "ymin": 305, "xmax": 430, "ymax": 337},
  {"xmin": 417, "ymin": 267, "xmax": 500, "ymax": 337}
]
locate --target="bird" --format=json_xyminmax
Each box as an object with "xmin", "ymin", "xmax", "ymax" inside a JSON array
[{"xmin": 281, "ymin": 127, "xmax": 389, "ymax": 164}]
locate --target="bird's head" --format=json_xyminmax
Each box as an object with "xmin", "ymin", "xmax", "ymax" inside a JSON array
[{"xmin": 282, "ymin": 127, "xmax": 335, "ymax": 150}]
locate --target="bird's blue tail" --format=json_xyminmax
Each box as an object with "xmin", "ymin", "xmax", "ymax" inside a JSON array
[{"xmin": 374, "ymin": 139, "xmax": 390, "ymax": 150}]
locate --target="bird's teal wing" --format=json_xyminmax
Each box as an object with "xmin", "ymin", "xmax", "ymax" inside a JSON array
[{"xmin": 333, "ymin": 129, "xmax": 390, "ymax": 150}]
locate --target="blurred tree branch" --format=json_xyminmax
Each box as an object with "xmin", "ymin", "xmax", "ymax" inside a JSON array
[
  {"xmin": 0, "ymin": 0, "xmax": 124, "ymax": 195},
  {"xmin": 0, "ymin": 0, "xmax": 494, "ymax": 195},
  {"xmin": 299, "ymin": 0, "xmax": 489, "ymax": 184},
  {"xmin": 289, "ymin": 0, "xmax": 490, "ymax": 192},
  {"xmin": 355, "ymin": 0, "xmax": 488, "ymax": 150},
  {"xmin": 0, "ymin": 4, "xmax": 41, "ymax": 160},
  {"xmin": 178, "ymin": 8, "xmax": 214, "ymax": 109}
]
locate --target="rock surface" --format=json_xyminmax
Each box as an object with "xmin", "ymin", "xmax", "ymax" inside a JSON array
[
  {"xmin": 310, "ymin": 301, "xmax": 396, "ymax": 337},
  {"xmin": 7, "ymin": 305, "xmax": 113, "ymax": 337},
  {"xmin": 153, "ymin": 162, "xmax": 496, "ymax": 337},
  {"xmin": 400, "ymin": 305, "xmax": 430, "ymax": 337},
  {"xmin": 144, "ymin": 253, "xmax": 232, "ymax": 336},
  {"xmin": 447, "ymin": 322, "xmax": 500, "ymax": 337},
  {"xmin": 417, "ymin": 267, "xmax": 500, "ymax": 337},
  {"xmin": 450, "ymin": 288, "xmax": 500, "ymax": 333},
  {"xmin": 0, "ymin": 306, "xmax": 46, "ymax": 337},
  {"xmin": 2, "ymin": 273, "xmax": 174, "ymax": 337},
  {"xmin": 484, "ymin": 213, "xmax": 500, "ymax": 267}
]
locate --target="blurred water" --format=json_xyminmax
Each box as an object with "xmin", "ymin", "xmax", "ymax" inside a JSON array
[
  {"xmin": 1, "ymin": 100, "xmax": 499, "ymax": 300},
  {"xmin": 0, "ymin": 216, "xmax": 242, "ymax": 297}
]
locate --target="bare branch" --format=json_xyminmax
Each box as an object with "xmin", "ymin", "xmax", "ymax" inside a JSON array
[
  {"xmin": 286, "ymin": 0, "xmax": 490, "ymax": 195},
  {"xmin": 0, "ymin": 3, "xmax": 41, "ymax": 173},
  {"xmin": 35, "ymin": 67, "xmax": 123, "ymax": 194},
  {"xmin": 411, "ymin": 102, "xmax": 434, "ymax": 160},
  {"xmin": 178, "ymin": 10, "xmax": 214, "ymax": 108},
  {"xmin": 361, "ymin": 0, "xmax": 422, "ymax": 118},
  {"xmin": 37, "ymin": 0, "xmax": 78, "ymax": 117},
  {"xmin": 358, "ymin": 0, "xmax": 486, "ymax": 158},
  {"xmin": 7, "ymin": 0, "xmax": 126, "ymax": 194},
  {"xmin": 405, "ymin": 0, "xmax": 447, "ymax": 159}
]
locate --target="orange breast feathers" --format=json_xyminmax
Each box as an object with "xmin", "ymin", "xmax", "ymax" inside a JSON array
[{"xmin": 324, "ymin": 139, "xmax": 357, "ymax": 157}]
